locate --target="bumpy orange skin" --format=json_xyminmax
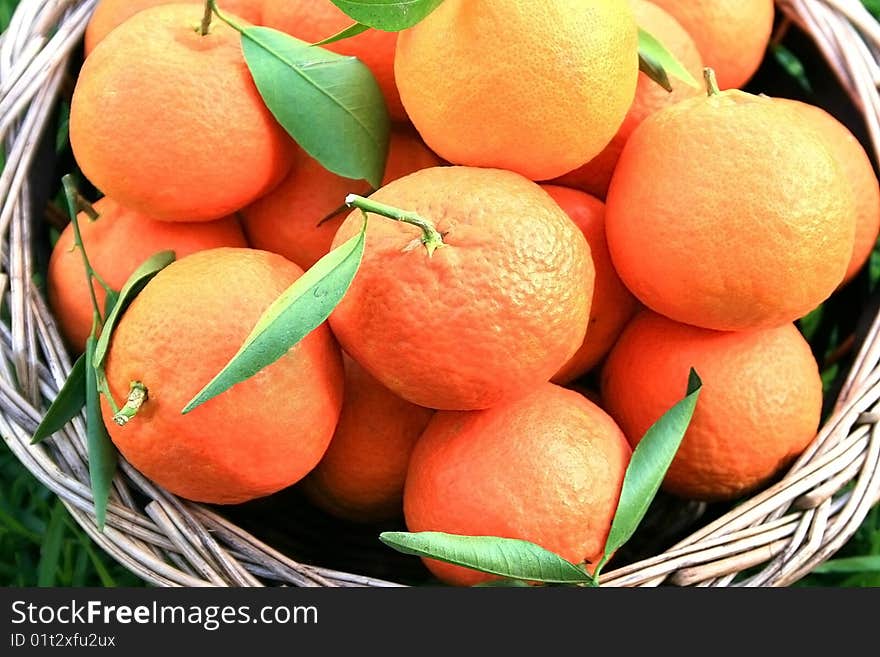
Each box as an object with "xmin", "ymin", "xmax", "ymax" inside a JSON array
[
  {"xmin": 553, "ymin": 0, "xmax": 704, "ymax": 199},
  {"xmin": 543, "ymin": 186, "xmax": 639, "ymax": 384},
  {"xmin": 649, "ymin": 0, "xmax": 775, "ymax": 90},
  {"xmin": 394, "ymin": 0, "xmax": 639, "ymax": 181},
  {"xmin": 601, "ymin": 310, "xmax": 822, "ymax": 502},
  {"xmin": 779, "ymin": 99, "xmax": 880, "ymax": 286},
  {"xmin": 262, "ymin": 0, "xmax": 407, "ymax": 123},
  {"xmin": 329, "ymin": 166, "xmax": 594, "ymax": 411},
  {"xmin": 606, "ymin": 91, "xmax": 856, "ymax": 331},
  {"xmin": 101, "ymin": 248, "xmax": 344, "ymax": 505},
  {"xmin": 404, "ymin": 383, "xmax": 631, "ymax": 586},
  {"xmin": 47, "ymin": 197, "xmax": 247, "ymax": 353},
  {"xmin": 84, "ymin": 0, "xmax": 265, "ymax": 55},
  {"xmin": 241, "ymin": 127, "xmax": 443, "ymax": 270},
  {"xmin": 70, "ymin": 4, "xmax": 295, "ymax": 222},
  {"xmin": 301, "ymin": 357, "xmax": 434, "ymax": 523}
]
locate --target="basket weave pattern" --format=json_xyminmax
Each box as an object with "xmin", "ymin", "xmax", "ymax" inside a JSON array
[{"xmin": 2, "ymin": 0, "xmax": 880, "ymax": 587}]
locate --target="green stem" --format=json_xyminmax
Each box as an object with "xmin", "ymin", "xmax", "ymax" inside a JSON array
[
  {"xmin": 62, "ymin": 176, "xmax": 104, "ymax": 334},
  {"xmin": 703, "ymin": 67, "xmax": 720, "ymax": 97},
  {"xmin": 345, "ymin": 194, "xmax": 446, "ymax": 257},
  {"xmin": 112, "ymin": 382, "xmax": 148, "ymax": 427},
  {"xmin": 63, "ymin": 178, "xmax": 116, "ymax": 305},
  {"xmin": 591, "ymin": 555, "xmax": 609, "ymax": 585},
  {"xmin": 90, "ymin": 271, "xmax": 115, "ymax": 300},
  {"xmin": 96, "ymin": 371, "xmax": 120, "ymax": 416},
  {"xmin": 208, "ymin": 0, "xmax": 247, "ymax": 33}
]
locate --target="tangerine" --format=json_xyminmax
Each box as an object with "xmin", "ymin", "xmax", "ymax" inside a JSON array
[
  {"xmin": 301, "ymin": 356, "xmax": 434, "ymax": 523},
  {"xmin": 404, "ymin": 382, "xmax": 631, "ymax": 586},
  {"xmin": 542, "ymin": 185, "xmax": 639, "ymax": 384},
  {"xmin": 84, "ymin": 0, "xmax": 265, "ymax": 55},
  {"xmin": 329, "ymin": 166, "xmax": 593, "ymax": 410},
  {"xmin": 101, "ymin": 248, "xmax": 344, "ymax": 504},
  {"xmin": 394, "ymin": 0, "xmax": 639, "ymax": 180},
  {"xmin": 601, "ymin": 310, "xmax": 822, "ymax": 501},
  {"xmin": 780, "ymin": 99, "xmax": 880, "ymax": 287},
  {"xmin": 70, "ymin": 4, "xmax": 295, "ymax": 222},
  {"xmin": 606, "ymin": 82, "xmax": 856, "ymax": 331},
  {"xmin": 649, "ymin": 0, "xmax": 775, "ymax": 90}
]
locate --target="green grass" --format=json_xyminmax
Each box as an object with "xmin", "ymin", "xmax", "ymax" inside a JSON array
[
  {"xmin": 0, "ymin": 445, "xmax": 143, "ymax": 587},
  {"xmin": 0, "ymin": 0, "xmax": 879, "ymax": 589}
]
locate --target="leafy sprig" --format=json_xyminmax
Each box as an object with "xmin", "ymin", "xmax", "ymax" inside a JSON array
[{"xmin": 32, "ymin": 176, "xmax": 174, "ymax": 529}]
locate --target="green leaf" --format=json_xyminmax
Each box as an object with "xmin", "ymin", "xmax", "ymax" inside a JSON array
[
  {"xmin": 798, "ymin": 305, "xmax": 824, "ymax": 343},
  {"xmin": 55, "ymin": 101, "xmax": 70, "ymax": 155},
  {"xmin": 182, "ymin": 218, "xmax": 368, "ymax": 414},
  {"xmin": 329, "ymin": 0, "xmax": 445, "ymax": 31},
  {"xmin": 104, "ymin": 288, "xmax": 120, "ymax": 317},
  {"xmin": 870, "ymin": 249, "xmax": 880, "ymax": 292},
  {"xmin": 596, "ymin": 369, "xmax": 702, "ymax": 576},
  {"xmin": 771, "ymin": 44, "xmax": 812, "ymax": 93},
  {"xmin": 92, "ymin": 250, "xmax": 175, "ymax": 371},
  {"xmin": 241, "ymin": 26, "xmax": 390, "ymax": 188},
  {"xmin": 37, "ymin": 501, "xmax": 67, "ymax": 587},
  {"xmin": 312, "ymin": 22, "xmax": 371, "ymax": 47},
  {"xmin": 472, "ymin": 579, "xmax": 532, "ymax": 588},
  {"xmin": 811, "ymin": 555, "xmax": 880, "ymax": 574},
  {"xmin": 638, "ymin": 27, "xmax": 699, "ymax": 93},
  {"xmin": 85, "ymin": 336, "xmax": 118, "ymax": 531},
  {"xmin": 79, "ymin": 535, "xmax": 118, "ymax": 587},
  {"xmin": 379, "ymin": 532, "xmax": 595, "ymax": 585},
  {"xmin": 31, "ymin": 353, "xmax": 87, "ymax": 445},
  {"xmin": 0, "ymin": 0, "xmax": 16, "ymax": 32}
]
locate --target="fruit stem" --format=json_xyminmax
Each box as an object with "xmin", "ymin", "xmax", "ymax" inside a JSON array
[
  {"xmin": 703, "ymin": 68, "xmax": 720, "ymax": 97},
  {"xmin": 112, "ymin": 381, "xmax": 148, "ymax": 427},
  {"xmin": 345, "ymin": 194, "xmax": 446, "ymax": 257},
  {"xmin": 200, "ymin": 0, "xmax": 213, "ymax": 35},
  {"xmin": 75, "ymin": 193, "xmax": 100, "ymax": 222}
]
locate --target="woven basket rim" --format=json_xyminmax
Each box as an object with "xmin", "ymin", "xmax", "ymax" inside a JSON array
[{"xmin": 2, "ymin": 0, "xmax": 880, "ymax": 588}]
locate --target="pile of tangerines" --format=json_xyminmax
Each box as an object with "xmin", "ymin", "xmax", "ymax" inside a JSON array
[{"xmin": 45, "ymin": 0, "xmax": 878, "ymax": 586}]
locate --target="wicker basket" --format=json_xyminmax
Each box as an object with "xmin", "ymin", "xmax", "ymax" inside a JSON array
[{"xmin": 3, "ymin": 0, "xmax": 880, "ymax": 588}]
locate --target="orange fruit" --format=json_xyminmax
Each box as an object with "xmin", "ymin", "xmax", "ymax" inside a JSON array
[
  {"xmin": 553, "ymin": 0, "xmax": 704, "ymax": 199},
  {"xmin": 301, "ymin": 356, "xmax": 434, "ymax": 523},
  {"xmin": 542, "ymin": 185, "xmax": 639, "ymax": 384},
  {"xmin": 394, "ymin": 0, "xmax": 639, "ymax": 181},
  {"xmin": 779, "ymin": 99, "xmax": 880, "ymax": 286},
  {"xmin": 101, "ymin": 248, "xmax": 344, "ymax": 504},
  {"xmin": 261, "ymin": 0, "xmax": 407, "ymax": 123},
  {"xmin": 47, "ymin": 197, "xmax": 247, "ymax": 353},
  {"xmin": 329, "ymin": 166, "xmax": 594, "ymax": 411},
  {"xmin": 241, "ymin": 126, "xmax": 443, "ymax": 270},
  {"xmin": 403, "ymin": 382, "xmax": 631, "ymax": 587},
  {"xmin": 84, "ymin": 0, "xmax": 265, "ymax": 55},
  {"xmin": 601, "ymin": 310, "xmax": 822, "ymax": 502},
  {"xmin": 605, "ymin": 87, "xmax": 856, "ymax": 331},
  {"xmin": 70, "ymin": 4, "xmax": 295, "ymax": 222},
  {"xmin": 649, "ymin": 0, "xmax": 775, "ymax": 90}
]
